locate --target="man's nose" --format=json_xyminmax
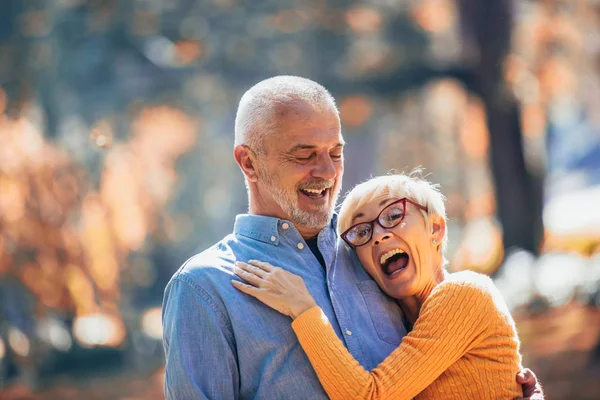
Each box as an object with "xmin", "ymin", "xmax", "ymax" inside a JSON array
[
  {"xmin": 312, "ymin": 153, "xmax": 337, "ymax": 180},
  {"xmin": 372, "ymin": 224, "xmax": 391, "ymax": 246}
]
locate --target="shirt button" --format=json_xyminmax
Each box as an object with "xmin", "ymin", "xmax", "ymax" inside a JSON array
[
  {"xmin": 282, "ymin": 223, "xmax": 290, "ymax": 230},
  {"xmin": 297, "ymin": 243, "xmax": 304, "ymax": 250},
  {"xmin": 270, "ymin": 236, "xmax": 276, "ymax": 242},
  {"xmin": 345, "ymin": 330, "xmax": 352, "ymax": 336}
]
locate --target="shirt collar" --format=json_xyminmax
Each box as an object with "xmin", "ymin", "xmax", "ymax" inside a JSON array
[{"xmin": 233, "ymin": 214, "xmax": 338, "ymax": 246}]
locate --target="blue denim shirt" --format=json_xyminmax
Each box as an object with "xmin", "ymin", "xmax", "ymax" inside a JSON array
[{"xmin": 162, "ymin": 214, "xmax": 407, "ymax": 399}]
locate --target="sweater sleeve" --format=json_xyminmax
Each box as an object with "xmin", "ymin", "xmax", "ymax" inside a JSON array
[{"xmin": 291, "ymin": 279, "xmax": 495, "ymax": 400}]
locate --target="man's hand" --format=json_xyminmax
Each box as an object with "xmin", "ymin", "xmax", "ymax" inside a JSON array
[{"xmin": 517, "ymin": 368, "xmax": 544, "ymax": 400}]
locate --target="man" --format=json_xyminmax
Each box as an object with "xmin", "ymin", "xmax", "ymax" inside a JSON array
[{"xmin": 162, "ymin": 76, "xmax": 543, "ymax": 399}]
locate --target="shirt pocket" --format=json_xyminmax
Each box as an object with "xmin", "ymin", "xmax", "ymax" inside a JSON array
[{"xmin": 356, "ymin": 280, "xmax": 406, "ymax": 345}]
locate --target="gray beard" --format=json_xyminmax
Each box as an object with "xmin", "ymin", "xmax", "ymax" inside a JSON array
[{"xmin": 259, "ymin": 170, "xmax": 338, "ymax": 230}]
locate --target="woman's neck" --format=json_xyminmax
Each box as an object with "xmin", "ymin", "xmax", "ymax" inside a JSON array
[{"xmin": 399, "ymin": 267, "xmax": 446, "ymax": 325}]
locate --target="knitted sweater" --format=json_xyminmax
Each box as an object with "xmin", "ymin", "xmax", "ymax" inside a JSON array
[{"xmin": 291, "ymin": 271, "xmax": 523, "ymax": 400}]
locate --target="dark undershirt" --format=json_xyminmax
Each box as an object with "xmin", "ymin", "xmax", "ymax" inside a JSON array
[{"xmin": 305, "ymin": 238, "xmax": 326, "ymax": 269}]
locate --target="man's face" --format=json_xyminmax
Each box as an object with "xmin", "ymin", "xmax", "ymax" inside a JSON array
[{"xmin": 255, "ymin": 102, "xmax": 344, "ymax": 230}]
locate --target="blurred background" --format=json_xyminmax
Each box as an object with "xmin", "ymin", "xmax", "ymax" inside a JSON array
[{"xmin": 0, "ymin": 0, "xmax": 599, "ymax": 399}]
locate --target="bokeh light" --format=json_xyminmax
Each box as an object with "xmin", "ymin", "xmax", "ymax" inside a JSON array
[{"xmin": 0, "ymin": 0, "xmax": 598, "ymax": 398}]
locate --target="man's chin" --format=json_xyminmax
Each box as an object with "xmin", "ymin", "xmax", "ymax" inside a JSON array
[{"xmin": 292, "ymin": 209, "xmax": 333, "ymax": 230}]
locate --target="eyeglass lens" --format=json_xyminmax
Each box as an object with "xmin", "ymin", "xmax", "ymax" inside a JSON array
[{"xmin": 345, "ymin": 201, "xmax": 406, "ymax": 246}]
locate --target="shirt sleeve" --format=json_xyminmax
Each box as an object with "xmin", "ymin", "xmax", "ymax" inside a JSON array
[
  {"xmin": 162, "ymin": 276, "xmax": 239, "ymax": 399},
  {"xmin": 291, "ymin": 280, "xmax": 494, "ymax": 400}
]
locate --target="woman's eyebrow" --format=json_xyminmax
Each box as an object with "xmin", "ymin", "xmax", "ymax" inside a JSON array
[
  {"xmin": 378, "ymin": 198, "xmax": 392, "ymax": 207},
  {"xmin": 350, "ymin": 212, "xmax": 364, "ymax": 223},
  {"xmin": 350, "ymin": 198, "xmax": 396, "ymax": 223}
]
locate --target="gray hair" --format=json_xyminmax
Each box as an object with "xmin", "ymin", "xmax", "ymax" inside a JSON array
[{"xmin": 234, "ymin": 76, "xmax": 338, "ymax": 154}]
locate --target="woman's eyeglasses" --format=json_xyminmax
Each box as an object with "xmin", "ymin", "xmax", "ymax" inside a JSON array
[{"xmin": 341, "ymin": 198, "xmax": 428, "ymax": 248}]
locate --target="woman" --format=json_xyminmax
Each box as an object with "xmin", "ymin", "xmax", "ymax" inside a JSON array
[{"xmin": 232, "ymin": 173, "xmax": 523, "ymax": 400}]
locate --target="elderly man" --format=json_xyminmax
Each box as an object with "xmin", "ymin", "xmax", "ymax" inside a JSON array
[{"xmin": 162, "ymin": 76, "xmax": 542, "ymax": 399}]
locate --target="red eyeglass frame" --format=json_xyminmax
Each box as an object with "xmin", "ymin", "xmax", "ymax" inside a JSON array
[{"xmin": 341, "ymin": 198, "xmax": 428, "ymax": 248}]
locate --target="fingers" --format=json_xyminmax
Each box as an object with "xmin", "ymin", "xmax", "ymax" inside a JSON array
[
  {"xmin": 236, "ymin": 261, "xmax": 268, "ymax": 277},
  {"xmin": 516, "ymin": 368, "xmax": 534, "ymax": 384},
  {"xmin": 234, "ymin": 263, "xmax": 265, "ymax": 287},
  {"xmin": 517, "ymin": 368, "xmax": 543, "ymax": 398},
  {"xmin": 231, "ymin": 280, "xmax": 260, "ymax": 297},
  {"xmin": 248, "ymin": 260, "xmax": 276, "ymax": 272},
  {"xmin": 525, "ymin": 368, "xmax": 537, "ymax": 382}
]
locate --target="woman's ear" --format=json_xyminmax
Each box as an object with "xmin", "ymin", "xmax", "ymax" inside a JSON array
[
  {"xmin": 234, "ymin": 145, "xmax": 259, "ymax": 183},
  {"xmin": 430, "ymin": 214, "xmax": 446, "ymax": 245}
]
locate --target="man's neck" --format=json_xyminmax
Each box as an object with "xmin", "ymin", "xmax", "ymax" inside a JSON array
[
  {"xmin": 296, "ymin": 225, "xmax": 322, "ymax": 240},
  {"xmin": 248, "ymin": 199, "xmax": 326, "ymax": 240},
  {"xmin": 246, "ymin": 209, "xmax": 324, "ymax": 240}
]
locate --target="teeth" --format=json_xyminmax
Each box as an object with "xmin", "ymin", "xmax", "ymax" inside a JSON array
[
  {"xmin": 380, "ymin": 249, "xmax": 405, "ymax": 266},
  {"xmin": 303, "ymin": 188, "xmax": 325, "ymax": 194}
]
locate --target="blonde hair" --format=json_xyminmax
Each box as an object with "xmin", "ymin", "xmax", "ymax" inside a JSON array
[{"xmin": 338, "ymin": 171, "xmax": 448, "ymax": 265}]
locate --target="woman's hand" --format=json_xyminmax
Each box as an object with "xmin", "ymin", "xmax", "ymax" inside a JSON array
[{"xmin": 232, "ymin": 260, "xmax": 317, "ymax": 319}]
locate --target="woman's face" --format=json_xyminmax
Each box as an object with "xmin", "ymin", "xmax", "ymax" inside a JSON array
[{"xmin": 350, "ymin": 196, "xmax": 443, "ymax": 299}]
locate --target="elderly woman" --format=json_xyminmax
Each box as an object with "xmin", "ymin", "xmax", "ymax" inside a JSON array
[{"xmin": 232, "ymin": 173, "xmax": 523, "ymax": 400}]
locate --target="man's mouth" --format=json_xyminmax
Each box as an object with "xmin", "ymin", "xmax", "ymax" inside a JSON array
[
  {"xmin": 299, "ymin": 187, "xmax": 329, "ymax": 199},
  {"xmin": 379, "ymin": 248, "xmax": 409, "ymax": 276}
]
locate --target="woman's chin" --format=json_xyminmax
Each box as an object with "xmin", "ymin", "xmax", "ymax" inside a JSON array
[{"xmin": 381, "ymin": 269, "xmax": 417, "ymax": 298}]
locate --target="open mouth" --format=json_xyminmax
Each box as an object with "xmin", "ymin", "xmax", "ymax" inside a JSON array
[
  {"xmin": 380, "ymin": 249, "xmax": 409, "ymax": 276},
  {"xmin": 299, "ymin": 187, "xmax": 329, "ymax": 199}
]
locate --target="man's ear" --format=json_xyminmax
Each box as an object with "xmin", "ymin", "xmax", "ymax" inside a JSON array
[
  {"xmin": 234, "ymin": 145, "xmax": 259, "ymax": 183},
  {"xmin": 430, "ymin": 214, "xmax": 446, "ymax": 245}
]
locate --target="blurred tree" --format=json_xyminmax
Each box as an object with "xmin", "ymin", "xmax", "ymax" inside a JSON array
[
  {"xmin": 318, "ymin": 0, "xmax": 545, "ymax": 257},
  {"xmin": 457, "ymin": 0, "xmax": 544, "ymax": 256}
]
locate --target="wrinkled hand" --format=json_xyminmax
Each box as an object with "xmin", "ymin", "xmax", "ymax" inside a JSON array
[
  {"xmin": 517, "ymin": 368, "xmax": 544, "ymax": 400},
  {"xmin": 232, "ymin": 260, "xmax": 317, "ymax": 319}
]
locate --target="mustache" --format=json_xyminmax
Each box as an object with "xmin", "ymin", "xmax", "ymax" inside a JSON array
[{"xmin": 298, "ymin": 180, "xmax": 336, "ymax": 191}]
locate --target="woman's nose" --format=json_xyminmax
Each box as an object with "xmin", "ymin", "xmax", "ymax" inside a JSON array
[{"xmin": 372, "ymin": 224, "xmax": 391, "ymax": 245}]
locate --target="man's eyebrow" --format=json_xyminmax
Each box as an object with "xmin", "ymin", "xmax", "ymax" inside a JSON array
[
  {"xmin": 288, "ymin": 142, "xmax": 345, "ymax": 153},
  {"xmin": 288, "ymin": 144, "xmax": 317, "ymax": 153}
]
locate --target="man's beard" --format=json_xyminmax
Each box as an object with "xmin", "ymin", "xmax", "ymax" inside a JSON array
[{"xmin": 257, "ymin": 167, "xmax": 340, "ymax": 230}]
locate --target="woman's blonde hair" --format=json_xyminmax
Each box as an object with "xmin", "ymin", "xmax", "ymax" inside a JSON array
[{"xmin": 338, "ymin": 171, "xmax": 448, "ymax": 265}]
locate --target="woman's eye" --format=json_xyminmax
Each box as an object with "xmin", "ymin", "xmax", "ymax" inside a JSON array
[
  {"xmin": 357, "ymin": 227, "xmax": 371, "ymax": 237},
  {"xmin": 386, "ymin": 209, "xmax": 404, "ymax": 221}
]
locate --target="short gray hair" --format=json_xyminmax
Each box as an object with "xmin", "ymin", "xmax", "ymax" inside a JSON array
[{"xmin": 234, "ymin": 76, "xmax": 338, "ymax": 154}]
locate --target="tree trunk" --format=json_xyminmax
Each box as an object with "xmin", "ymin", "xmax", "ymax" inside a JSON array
[{"xmin": 458, "ymin": 0, "xmax": 544, "ymax": 256}]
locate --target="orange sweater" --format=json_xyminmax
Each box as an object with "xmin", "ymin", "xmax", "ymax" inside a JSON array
[{"xmin": 291, "ymin": 271, "xmax": 523, "ymax": 400}]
